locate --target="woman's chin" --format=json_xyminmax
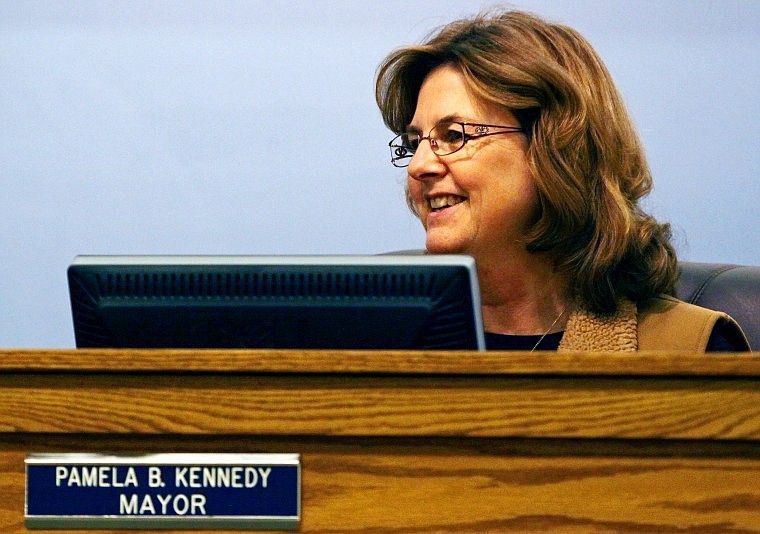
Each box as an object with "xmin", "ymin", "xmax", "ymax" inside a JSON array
[{"xmin": 425, "ymin": 237, "xmax": 468, "ymax": 255}]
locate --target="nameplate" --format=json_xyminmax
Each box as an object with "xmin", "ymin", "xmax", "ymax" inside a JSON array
[{"xmin": 25, "ymin": 453, "xmax": 300, "ymax": 530}]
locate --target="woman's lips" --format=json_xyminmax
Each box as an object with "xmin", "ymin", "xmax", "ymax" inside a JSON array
[
  {"xmin": 426, "ymin": 195, "xmax": 466, "ymax": 224},
  {"xmin": 428, "ymin": 194, "xmax": 466, "ymax": 211}
]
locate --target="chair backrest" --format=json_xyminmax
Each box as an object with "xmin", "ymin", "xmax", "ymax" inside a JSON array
[{"xmin": 676, "ymin": 262, "xmax": 759, "ymax": 350}]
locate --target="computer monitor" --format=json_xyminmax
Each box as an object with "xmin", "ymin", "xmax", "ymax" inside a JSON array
[{"xmin": 67, "ymin": 255, "xmax": 486, "ymax": 350}]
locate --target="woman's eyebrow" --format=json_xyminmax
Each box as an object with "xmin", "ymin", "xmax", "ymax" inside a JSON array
[
  {"xmin": 406, "ymin": 114, "xmax": 468, "ymax": 134},
  {"xmin": 438, "ymin": 114, "xmax": 467, "ymax": 124}
]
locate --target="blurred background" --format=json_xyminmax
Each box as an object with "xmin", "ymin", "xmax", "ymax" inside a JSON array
[{"xmin": 2, "ymin": 0, "xmax": 758, "ymax": 347}]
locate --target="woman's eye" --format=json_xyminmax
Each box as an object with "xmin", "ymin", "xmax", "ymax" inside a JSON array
[
  {"xmin": 404, "ymin": 136, "xmax": 420, "ymax": 150},
  {"xmin": 439, "ymin": 128, "xmax": 464, "ymax": 143}
]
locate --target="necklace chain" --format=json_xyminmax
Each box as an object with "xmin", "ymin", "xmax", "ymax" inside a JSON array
[{"xmin": 530, "ymin": 305, "xmax": 568, "ymax": 352}]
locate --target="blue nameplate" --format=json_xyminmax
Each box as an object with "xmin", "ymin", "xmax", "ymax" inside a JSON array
[{"xmin": 25, "ymin": 453, "xmax": 300, "ymax": 530}]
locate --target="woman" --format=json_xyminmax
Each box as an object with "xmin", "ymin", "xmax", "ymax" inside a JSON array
[{"xmin": 375, "ymin": 10, "xmax": 749, "ymax": 351}]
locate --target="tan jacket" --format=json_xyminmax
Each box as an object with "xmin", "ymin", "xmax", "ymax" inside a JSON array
[{"xmin": 559, "ymin": 295, "xmax": 750, "ymax": 352}]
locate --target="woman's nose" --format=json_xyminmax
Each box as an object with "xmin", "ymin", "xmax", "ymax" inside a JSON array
[{"xmin": 407, "ymin": 139, "xmax": 445, "ymax": 181}]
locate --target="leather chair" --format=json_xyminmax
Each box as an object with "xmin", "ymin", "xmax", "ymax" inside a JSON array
[
  {"xmin": 676, "ymin": 262, "xmax": 759, "ymax": 350},
  {"xmin": 386, "ymin": 251, "xmax": 758, "ymax": 349}
]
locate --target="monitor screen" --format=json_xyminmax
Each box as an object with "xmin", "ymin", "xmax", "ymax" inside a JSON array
[{"xmin": 68, "ymin": 255, "xmax": 486, "ymax": 350}]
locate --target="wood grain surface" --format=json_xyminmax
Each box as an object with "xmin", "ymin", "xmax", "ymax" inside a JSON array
[
  {"xmin": 2, "ymin": 435, "xmax": 759, "ymax": 533},
  {"xmin": 1, "ymin": 372, "xmax": 759, "ymax": 439},
  {"xmin": 0, "ymin": 350, "xmax": 758, "ymax": 532},
  {"xmin": 3, "ymin": 348, "xmax": 760, "ymax": 375}
]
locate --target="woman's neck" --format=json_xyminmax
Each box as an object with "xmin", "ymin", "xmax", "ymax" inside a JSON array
[{"xmin": 476, "ymin": 252, "xmax": 571, "ymax": 335}]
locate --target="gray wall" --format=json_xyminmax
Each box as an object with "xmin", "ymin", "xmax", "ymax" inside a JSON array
[{"xmin": 2, "ymin": 0, "xmax": 758, "ymax": 348}]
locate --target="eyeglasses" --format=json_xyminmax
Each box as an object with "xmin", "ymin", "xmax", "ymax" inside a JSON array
[{"xmin": 388, "ymin": 121, "xmax": 524, "ymax": 168}]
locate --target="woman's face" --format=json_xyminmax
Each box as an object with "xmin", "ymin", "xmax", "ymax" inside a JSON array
[{"xmin": 407, "ymin": 65, "xmax": 538, "ymax": 259}]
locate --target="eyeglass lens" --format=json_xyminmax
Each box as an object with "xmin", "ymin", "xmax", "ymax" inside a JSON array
[{"xmin": 390, "ymin": 123, "xmax": 466, "ymax": 167}]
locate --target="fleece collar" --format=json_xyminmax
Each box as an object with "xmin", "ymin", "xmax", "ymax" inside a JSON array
[{"xmin": 558, "ymin": 298, "xmax": 638, "ymax": 352}]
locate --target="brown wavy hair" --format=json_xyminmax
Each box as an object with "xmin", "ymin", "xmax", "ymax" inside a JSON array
[{"xmin": 375, "ymin": 9, "xmax": 677, "ymax": 314}]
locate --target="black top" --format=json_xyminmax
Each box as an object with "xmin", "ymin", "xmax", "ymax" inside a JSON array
[
  {"xmin": 485, "ymin": 327, "xmax": 742, "ymax": 352},
  {"xmin": 485, "ymin": 331, "xmax": 563, "ymax": 351}
]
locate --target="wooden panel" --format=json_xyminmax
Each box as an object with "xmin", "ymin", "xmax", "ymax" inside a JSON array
[
  {"xmin": 1, "ymin": 351, "xmax": 759, "ymax": 532},
  {"xmin": 0, "ymin": 373, "xmax": 759, "ymax": 439},
  {"xmin": 4, "ymin": 349, "xmax": 760, "ymax": 375},
  {"xmin": 0, "ymin": 435, "xmax": 759, "ymax": 532}
]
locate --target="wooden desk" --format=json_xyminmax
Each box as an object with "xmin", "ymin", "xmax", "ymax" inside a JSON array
[{"xmin": 1, "ymin": 349, "xmax": 759, "ymax": 532}]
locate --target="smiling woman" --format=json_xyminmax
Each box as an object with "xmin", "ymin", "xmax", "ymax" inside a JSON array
[
  {"xmin": 404, "ymin": 67, "xmax": 537, "ymax": 266},
  {"xmin": 375, "ymin": 9, "xmax": 751, "ymax": 352}
]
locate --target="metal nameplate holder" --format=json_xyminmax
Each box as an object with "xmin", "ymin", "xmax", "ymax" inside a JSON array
[{"xmin": 25, "ymin": 453, "xmax": 300, "ymax": 530}]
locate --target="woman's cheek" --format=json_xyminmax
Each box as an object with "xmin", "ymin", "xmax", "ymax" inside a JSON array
[{"xmin": 407, "ymin": 182, "xmax": 427, "ymax": 218}]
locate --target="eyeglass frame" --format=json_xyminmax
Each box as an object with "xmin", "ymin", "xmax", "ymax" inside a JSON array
[{"xmin": 388, "ymin": 121, "xmax": 525, "ymax": 168}]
